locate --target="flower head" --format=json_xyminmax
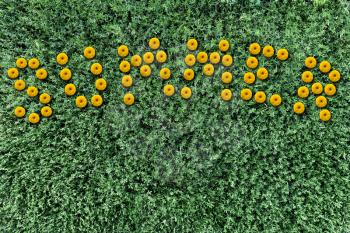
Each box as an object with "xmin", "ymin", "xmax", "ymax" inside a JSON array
[
  {"xmin": 315, "ymin": 96, "xmax": 327, "ymax": 108},
  {"xmin": 59, "ymin": 68, "xmax": 72, "ymax": 81},
  {"xmin": 124, "ymin": 93, "xmax": 135, "ymax": 106},
  {"xmin": 7, "ymin": 68, "xmax": 19, "ymax": 79},
  {"xmin": 209, "ymin": 52, "xmax": 221, "ymax": 64},
  {"xmin": 140, "ymin": 65, "xmax": 151, "ymax": 77},
  {"xmin": 187, "ymin": 39, "xmax": 198, "ymax": 51},
  {"xmin": 36, "ymin": 68, "xmax": 48, "ymax": 80},
  {"xmin": 328, "ymin": 70, "xmax": 341, "ymax": 82},
  {"xmin": 222, "ymin": 54, "xmax": 233, "ymax": 67},
  {"xmin": 246, "ymin": 57, "xmax": 258, "ymax": 69},
  {"xmin": 183, "ymin": 68, "xmax": 195, "ymax": 81},
  {"xmin": 277, "ymin": 48, "xmax": 289, "ymax": 61},
  {"xmin": 131, "ymin": 55, "xmax": 142, "ymax": 67},
  {"xmin": 41, "ymin": 106, "xmax": 53, "ymax": 117},
  {"xmin": 90, "ymin": 63, "xmax": 103, "ymax": 75},
  {"xmin": 76, "ymin": 96, "xmax": 88, "ymax": 108},
  {"xmin": 95, "ymin": 78, "xmax": 107, "ymax": 91},
  {"xmin": 244, "ymin": 72, "xmax": 256, "ymax": 85},
  {"xmin": 149, "ymin": 38, "xmax": 160, "ymax": 50},
  {"xmin": 28, "ymin": 113, "xmax": 40, "ymax": 124},
  {"xmin": 297, "ymin": 86, "xmax": 309, "ymax": 98},
  {"xmin": 324, "ymin": 84, "xmax": 336, "ymax": 96},
  {"xmin": 84, "ymin": 47, "xmax": 96, "ymax": 59},
  {"xmin": 249, "ymin": 43, "xmax": 261, "ymax": 55},
  {"xmin": 64, "ymin": 83, "xmax": 76, "ymax": 96},
  {"xmin": 39, "ymin": 93, "xmax": 51, "ymax": 104},
  {"xmin": 184, "ymin": 54, "xmax": 196, "ymax": 66},
  {"xmin": 221, "ymin": 72, "xmax": 232, "ymax": 84},
  {"xmin": 319, "ymin": 109, "xmax": 331, "ymax": 122},
  {"xmin": 28, "ymin": 58, "xmax": 40, "ymax": 69},
  {"xmin": 159, "ymin": 67, "xmax": 171, "ymax": 80},
  {"xmin": 156, "ymin": 50, "xmax": 167, "ymax": 63},
  {"xmin": 219, "ymin": 39, "xmax": 229, "ymax": 52},
  {"xmin": 181, "ymin": 87, "xmax": 192, "ymax": 99},
  {"xmin": 56, "ymin": 52, "xmax": 69, "ymax": 65},
  {"xmin": 117, "ymin": 45, "xmax": 129, "ymax": 57},
  {"xmin": 254, "ymin": 91, "xmax": 266, "ymax": 103},
  {"xmin": 269, "ymin": 94, "xmax": 282, "ymax": 107},
  {"xmin": 240, "ymin": 88, "xmax": 252, "ymax": 101},
  {"xmin": 257, "ymin": 67, "xmax": 268, "ymax": 80},
  {"xmin": 293, "ymin": 102, "xmax": 305, "ymax": 114},
  {"xmin": 197, "ymin": 52, "xmax": 208, "ymax": 64},
  {"xmin": 16, "ymin": 58, "xmax": 27, "ymax": 69},
  {"xmin": 27, "ymin": 86, "xmax": 38, "ymax": 97},
  {"xmin": 263, "ymin": 45, "xmax": 274, "ymax": 58},
  {"xmin": 203, "ymin": 64, "xmax": 214, "ymax": 76},
  {"xmin": 319, "ymin": 61, "xmax": 331, "ymax": 73},
  {"xmin": 311, "ymin": 82, "xmax": 323, "ymax": 95},
  {"xmin": 119, "ymin": 60, "xmax": 131, "ymax": 73},
  {"xmin": 14, "ymin": 80, "xmax": 26, "ymax": 91},
  {"xmin": 121, "ymin": 75, "xmax": 133, "ymax": 87},
  {"xmin": 301, "ymin": 71, "xmax": 313, "ymax": 83},
  {"xmin": 163, "ymin": 84, "xmax": 175, "ymax": 97},
  {"xmin": 14, "ymin": 106, "xmax": 26, "ymax": 118},
  {"xmin": 221, "ymin": 89, "xmax": 232, "ymax": 101},
  {"xmin": 143, "ymin": 52, "xmax": 154, "ymax": 64},
  {"xmin": 305, "ymin": 57, "xmax": 317, "ymax": 69},
  {"xmin": 91, "ymin": 94, "xmax": 103, "ymax": 107}
]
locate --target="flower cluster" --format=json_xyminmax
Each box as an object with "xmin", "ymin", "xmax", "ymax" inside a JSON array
[{"xmin": 294, "ymin": 57, "xmax": 340, "ymax": 121}]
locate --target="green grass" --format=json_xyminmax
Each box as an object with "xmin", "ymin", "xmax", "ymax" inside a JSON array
[{"xmin": 1, "ymin": 0, "xmax": 350, "ymax": 232}]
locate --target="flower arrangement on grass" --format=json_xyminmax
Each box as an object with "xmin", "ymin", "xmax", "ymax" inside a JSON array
[
  {"xmin": 95, "ymin": 78, "xmax": 107, "ymax": 91},
  {"xmin": 143, "ymin": 52, "xmax": 154, "ymax": 64},
  {"xmin": 36, "ymin": 68, "xmax": 48, "ymax": 80},
  {"xmin": 257, "ymin": 67, "xmax": 268, "ymax": 80},
  {"xmin": 149, "ymin": 38, "xmax": 160, "ymax": 50},
  {"xmin": 249, "ymin": 43, "xmax": 261, "ymax": 55},
  {"xmin": 91, "ymin": 63, "xmax": 103, "ymax": 75},
  {"xmin": 277, "ymin": 48, "xmax": 289, "ymax": 61},
  {"xmin": 329, "ymin": 70, "xmax": 341, "ymax": 82},
  {"xmin": 140, "ymin": 65, "xmax": 151, "ymax": 77},
  {"xmin": 324, "ymin": 84, "xmax": 336, "ymax": 96},
  {"xmin": 209, "ymin": 52, "xmax": 220, "ymax": 64},
  {"xmin": 319, "ymin": 61, "xmax": 331, "ymax": 73},
  {"xmin": 305, "ymin": 56, "xmax": 317, "ymax": 69},
  {"xmin": 315, "ymin": 96, "xmax": 327, "ymax": 108},
  {"xmin": 197, "ymin": 52, "xmax": 208, "ymax": 64},
  {"xmin": 183, "ymin": 69, "xmax": 195, "ymax": 81},
  {"xmin": 269, "ymin": 94, "xmax": 282, "ymax": 107},
  {"xmin": 156, "ymin": 50, "xmax": 167, "ymax": 63},
  {"xmin": 117, "ymin": 45, "xmax": 129, "ymax": 57},
  {"xmin": 244, "ymin": 72, "xmax": 255, "ymax": 85},
  {"xmin": 297, "ymin": 86, "xmax": 309, "ymax": 98},
  {"xmin": 221, "ymin": 72, "xmax": 232, "ymax": 84},
  {"xmin": 203, "ymin": 64, "xmax": 214, "ymax": 76},
  {"xmin": 7, "ymin": 68, "xmax": 19, "ymax": 79},
  {"xmin": 119, "ymin": 61, "xmax": 131, "ymax": 73},
  {"xmin": 131, "ymin": 55, "xmax": 142, "ymax": 67},
  {"xmin": 219, "ymin": 39, "xmax": 229, "ymax": 52},
  {"xmin": 263, "ymin": 45, "xmax": 274, "ymax": 58},
  {"xmin": 319, "ymin": 109, "xmax": 331, "ymax": 121},
  {"xmin": 311, "ymin": 82, "xmax": 323, "ymax": 95},
  {"xmin": 246, "ymin": 57, "xmax": 258, "ymax": 69},
  {"xmin": 301, "ymin": 71, "xmax": 313, "ymax": 83},
  {"xmin": 187, "ymin": 39, "xmax": 198, "ymax": 51},
  {"xmin": 222, "ymin": 54, "xmax": 233, "ymax": 67}
]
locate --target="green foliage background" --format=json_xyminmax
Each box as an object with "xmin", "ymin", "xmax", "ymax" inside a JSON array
[{"xmin": 0, "ymin": 0, "xmax": 350, "ymax": 232}]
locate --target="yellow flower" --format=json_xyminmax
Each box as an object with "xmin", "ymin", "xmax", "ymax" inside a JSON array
[
  {"xmin": 163, "ymin": 84, "xmax": 175, "ymax": 97},
  {"xmin": 324, "ymin": 84, "xmax": 336, "ymax": 96},
  {"xmin": 305, "ymin": 56, "xmax": 317, "ymax": 69},
  {"xmin": 14, "ymin": 106, "xmax": 26, "ymax": 118},
  {"xmin": 41, "ymin": 106, "xmax": 53, "ymax": 118},
  {"xmin": 90, "ymin": 63, "xmax": 103, "ymax": 75},
  {"xmin": 140, "ymin": 65, "xmax": 151, "ymax": 77},
  {"xmin": 124, "ymin": 93, "xmax": 135, "ymax": 106},
  {"xmin": 184, "ymin": 54, "xmax": 196, "ymax": 66},
  {"xmin": 209, "ymin": 52, "xmax": 221, "ymax": 64},
  {"xmin": 119, "ymin": 60, "xmax": 131, "ymax": 73},
  {"xmin": 27, "ymin": 86, "xmax": 38, "ymax": 97},
  {"xmin": 328, "ymin": 70, "xmax": 341, "ymax": 82},
  {"xmin": 7, "ymin": 68, "xmax": 19, "ymax": 79},
  {"xmin": 183, "ymin": 68, "xmax": 195, "ymax": 81},
  {"xmin": 319, "ymin": 61, "xmax": 331, "ymax": 73},
  {"xmin": 293, "ymin": 102, "xmax": 305, "ymax": 115},
  {"xmin": 156, "ymin": 50, "xmax": 167, "ymax": 63},
  {"xmin": 203, "ymin": 64, "xmax": 214, "ymax": 76},
  {"xmin": 257, "ymin": 67, "xmax": 268, "ymax": 80},
  {"xmin": 75, "ymin": 96, "xmax": 88, "ymax": 108},
  {"xmin": 39, "ymin": 93, "xmax": 51, "ymax": 104},
  {"xmin": 219, "ymin": 39, "xmax": 229, "ymax": 52},
  {"xmin": 181, "ymin": 87, "xmax": 192, "ymax": 99},
  {"xmin": 254, "ymin": 91, "xmax": 266, "ymax": 103},
  {"xmin": 197, "ymin": 52, "xmax": 208, "ymax": 64},
  {"xmin": 244, "ymin": 72, "xmax": 256, "ymax": 85},
  {"xmin": 221, "ymin": 72, "xmax": 232, "ymax": 84},
  {"xmin": 297, "ymin": 86, "xmax": 309, "ymax": 98},
  {"xmin": 249, "ymin": 43, "xmax": 261, "ymax": 55},
  {"xmin": 59, "ymin": 68, "xmax": 72, "ymax": 81},
  {"xmin": 269, "ymin": 94, "xmax": 282, "ymax": 107},
  {"xmin": 149, "ymin": 38, "xmax": 160, "ymax": 50},
  {"xmin": 221, "ymin": 89, "xmax": 232, "ymax": 101},
  {"xmin": 319, "ymin": 109, "xmax": 331, "ymax": 122},
  {"xmin": 84, "ymin": 46, "xmax": 96, "ymax": 59},
  {"xmin": 315, "ymin": 96, "xmax": 327, "ymax": 108},
  {"xmin": 117, "ymin": 45, "xmax": 129, "ymax": 57},
  {"xmin": 64, "ymin": 83, "xmax": 77, "ymax": 96},
  {"xmin": 14, "ymin": 80, "xmax": 26, "ymax": 91},
  {"xmin": 301, "ymin": 71, "xmax": 313, "ymax": 83},
  {"xmin": 262, "ymin": 45, "xmax": 274, "ymax": 58},
  {"xmin": 240, "ymin": 88, "xmax": 252, "ymax": 101},
  {"xmin": 121, "ymin": 75, "xmax": 133, "ymax": 87},
  {"xmin": 16, "ymin": 58, "xmax": 27, "ymax": 69},
  {"xmin": 143, "ymin": 52, "xmax": 154, "ymax": 64},
  {"xmin": 28, "ymin": 113, "xmax": 40, "ymax": 124},
  {"xmin": 187, "ymin": 39, "xmax": 198, "ymax": 51},
  {"xmin": 131, "ymin": 55, "xmax": 142, "ymax": 67},
  {"xmin": 312, "ymin": 82, "xmax": 323, "ymax": 95},
  {"xmin": 56, "ymin": 52, "xmax": 69, "ymax": 65},
  {"xmin": 246, "ymin": 57, "xmax": 258, "ymax": 69},
  {"xmin": 36, "ymin": 68, "xmax": 48, "ymax": 80},
  {"xmin": 91, "ymin": 94, "xmax": 103, "ymax": 107},
  {"xmin": 222, "ymin": 54, "xmax": 233, "ymax": 67},
  {"xmin": 277, "ymin": 48, "xmax": 289, "ymax": 61},
  {"xmin": 95, "ymin": 78, "xmax": 107, "ymax": 91},
  {"xmin": 159, "ymin": 67, "xmax": 171, "ymax": 80},
  {"xmin": 28, "ymin": 58, "xmax": 40, "ymax": 69}
]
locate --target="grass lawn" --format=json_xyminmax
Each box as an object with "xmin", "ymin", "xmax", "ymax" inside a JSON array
[{"xmin": 0, "ymin": 0, "xmax": 350, "ymax": 232}]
